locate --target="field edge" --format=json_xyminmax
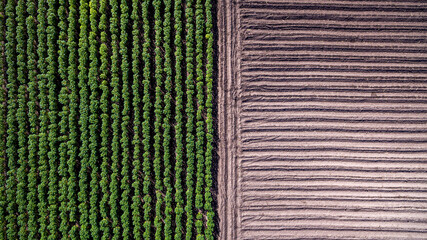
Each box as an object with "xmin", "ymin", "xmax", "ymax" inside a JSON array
[{"xmin": 217, "ymin": 0, "xmax": 242, "ymax": 239}]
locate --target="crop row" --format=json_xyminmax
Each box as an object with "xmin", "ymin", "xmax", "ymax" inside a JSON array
[{"xmin": 0, "ymin": 0, "xmax": 215, "ymax": 239}]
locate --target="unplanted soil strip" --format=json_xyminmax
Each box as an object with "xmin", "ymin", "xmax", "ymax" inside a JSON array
[{"xmin": 218, "ymin": 0, "xmax": 427, "ymax": 239}]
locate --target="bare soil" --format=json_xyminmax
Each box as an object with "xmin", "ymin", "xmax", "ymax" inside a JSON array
[{"xmin": 218, "ymin": 0, "xmax": 427, "ymax": 239}]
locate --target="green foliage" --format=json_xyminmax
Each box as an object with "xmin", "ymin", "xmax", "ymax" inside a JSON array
[
  {"xmin": 88, "ymin": 0, "xmax": 100, "ymax": 238},
  {"xmin": 130, "ymin": 0, "xmax": 142, "ymax": 238},
  {"xmin": 108, "ymin": 0, "xmax": 121, "ymax": 238},
  {"xmin": 36, "ymin": 0, "xmax": 49, "ymax": 238},
  {"xmin": 25, "ymin": 0, "xmax": 40, "ymax": 238},
  {"xmin": 47, "ymin": 0, "xmax": 59, "ymax": 238},
  {"xmin": 98, "ymin": 0, "xmax": 110, "ymax": 238},
  {"xmin": 119, "ymin": 0, "xmax": 131, "ymax": 238},
  {"xmin": 204, "ymin": 0, "xmax": 215, "ymax": 237},
  {"xmin": 77, "ymin": 0, "xmax": 90, "ymax": 238},
  {"xmin": 5, "ymin": 0, "xmax": 18, "ymax": 238},
  {"xmin": 16, "ymin": 0, "xmax": 29, "ymax": 238},
  {"xmin": 66, "ymin": 0, "xmax": 79, "ymax": 238},
  {"xmin": 194, "ymin": 0, "xmax": 205, "ymax": 237},
  {"xmin": 57, "ymin": 0, "xmax": 69, "ymax": 237},
  {"xmin": 141, "ymin": 0, "xmax": 152, "ymax": 238},
  {"xmin": 184, "ymin": 0, "xmax": 196, "ymax": 238},
  {"xmin": 162, "ymin": 0, "xmax": 173, "ymax": 238},
  {"xmin": 153, "ymin": 0, "xmax": 164, "ymax": 238},
  {"xmin": 0, "ymin": 0, "xmax": 7, "ymax": 237},
  {"xmin": 173, "ymin": 0, "xmax": 185, "ymax": 238},
  {"xmin": 1, "ymin": 0, "xmax": 217, "ymax": 238}
]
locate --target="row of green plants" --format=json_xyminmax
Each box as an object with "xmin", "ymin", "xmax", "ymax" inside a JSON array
[{"xmin": 0, "ymin": 0, "xmax": 215, "ymax": 239}]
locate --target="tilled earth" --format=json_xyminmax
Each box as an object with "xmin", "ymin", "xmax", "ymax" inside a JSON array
[{"xmin": 218, "ymin": 0, "xmax": 427, "ymax": 239}]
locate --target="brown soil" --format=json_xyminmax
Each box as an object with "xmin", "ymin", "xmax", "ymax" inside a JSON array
[{"xmin": 218, "ymin": 0, "xmax": 427, "ymax": 239}]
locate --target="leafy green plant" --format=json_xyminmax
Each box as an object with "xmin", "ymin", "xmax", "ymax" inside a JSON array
[
  {"xmin": 25, "ymin": 0, "xmax": 39, "ymax": 237},
  {"xmin": 47, "ymin": 0, "xmax": 60, "ymax": 237},
  {"xmin": 57, "ymin": 0, "xmax": 70, "ymax": 237},
  {"xmin": 130, "ymin": 0, "xmax": 142, "ymax": 238},
  {"xmin": 1, "ymin": 0, "xmax": 217, "ymax": 238},
  {"xmin": 0, "ymin": 0, "xmax": 7, "ymax": 236},
  {"xmin": 153, "ymin": 0, "xmax": 164, "ymax": 238},
  {"xmin": 141, "ymin": 0, "xmax": 152, "ymax": 238},
  {"xmin": 173, "ymin": 0, "xmax": 185, "ymax": 238},
  {"xmin": 36, "ymin": 0, "xmax": 49, "ymax": 238},
  {"xmin": 184, "ymin": 0, "xmax": 196, "ymax": 238},
  {"xmin": 88, "ymin": 0, "xmax": 100, "ymax": 238},
  {"xmin": 98, "ymin": 0, "xmax": 110, "ymax": 238},
  {"xmin": 109, "ymin": 0, "xmax": 122, "ymax": 237},
  {"xmin": 162, "ymin": 0, "xmax": 173, "ymax": 237},
  {"xmin": 5, "ymin": 0, "xmax": 18, "ymax": 238},
  {"xmin": 16, "ymin": 0, "xmax": 29, "ymax": 237},
  {"xmin": 77, "ymin": 0, "xmax": 90, "ymax": 238},
  {"xmin": 66, "ymin": 0, "xmax": 80, "ymax": 238},
  {"xmin": 194, "ymin": 0, "xmax": 206, "ymax": 237},
  {"xmin": 119, "ymin": 0, "xmax": 131, "ymax": 238},
  {"xmin": 204, "ymin": 0, "xmax": 215, "ymax": 237}
]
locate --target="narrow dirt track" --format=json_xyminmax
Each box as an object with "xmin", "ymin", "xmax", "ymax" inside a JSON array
[{"xmin": 218, "ymin": 0, "xmax": 427, "ymax": 239}]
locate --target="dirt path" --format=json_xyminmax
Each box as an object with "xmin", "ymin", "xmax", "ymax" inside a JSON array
[{"xmin": 218, "ymin": 0, "xmax": 427, "ymax": 239}]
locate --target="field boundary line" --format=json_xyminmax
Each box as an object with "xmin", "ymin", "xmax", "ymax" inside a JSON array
[{"xmin": 218, "ymin": 0, "xmax": 243, "ymax": 239}]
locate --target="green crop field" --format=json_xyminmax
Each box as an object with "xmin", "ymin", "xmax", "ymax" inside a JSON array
[{"xmin": 0, "ymin": 0, "xmax": 215, "ymax": 238}]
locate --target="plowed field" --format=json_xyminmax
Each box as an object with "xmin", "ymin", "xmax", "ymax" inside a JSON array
[{"xmin": 218, "ymin": 0, "xmax": 427, "ymax": 239}]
